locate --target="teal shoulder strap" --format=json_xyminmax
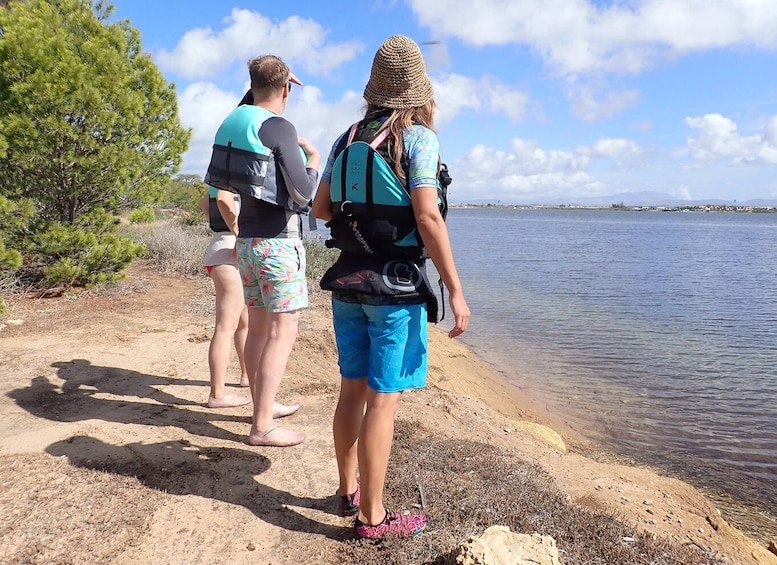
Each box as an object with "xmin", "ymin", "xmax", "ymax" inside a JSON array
[{"xmin": 337, "ymin": 124, "xmax": 394, "ymax": 211}]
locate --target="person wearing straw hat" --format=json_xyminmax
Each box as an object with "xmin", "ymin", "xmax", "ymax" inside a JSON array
[
  {"xmin": 205, "ymin": 55, "xmax": 320, "ymax": 447},
  {"xmin": 313, "ymin": 35, "xmax": 470, "ymax": 538}
]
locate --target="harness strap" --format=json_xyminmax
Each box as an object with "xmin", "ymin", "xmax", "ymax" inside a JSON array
[
  {"xmin": 225, "ymin": 141, "xmax": 232, "ymax": 189},
  {"xmin": 339, "ymin": 137, "xmax": 349, "ymax": 203},
  {"xmin": 365, "ymin": 145, "xmax": 374, "ymax": 211},
  {"xmin": 346, "ymin": 122, "xmax": 360, "ymax": 145},
  {"xmin": 369, "ymin": 128, "xmax": 391, "ymax": 150}
]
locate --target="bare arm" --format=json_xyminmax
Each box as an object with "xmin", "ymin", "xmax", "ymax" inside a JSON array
[
  {"xmin": 411, "ymin": 187, "xmax": 470, "ymax": 338},
  {"xmin": 215, "ymin": 190, "xmax": 239, "ymax": 236},
  {"xmin": 312, "ymin": 179, "xmax": 333, "ymax": 221}
]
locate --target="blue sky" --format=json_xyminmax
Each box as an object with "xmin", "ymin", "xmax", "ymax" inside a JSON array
[{"xmin": 112, "ymin": 0, "xmax": 777, "ymax": 204}]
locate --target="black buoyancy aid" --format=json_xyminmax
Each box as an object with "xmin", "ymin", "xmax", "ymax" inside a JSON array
[{"xmin": 208, "ymin": 196, "xmax": 230, "ymax": 233}]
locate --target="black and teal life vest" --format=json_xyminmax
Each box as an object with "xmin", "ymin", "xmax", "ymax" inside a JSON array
[
  {"xmin": 204, "ymin": 105, "xmax": 309, "ymax": 214},
  {"xmin": 325, "ymin": 118, "xmax": 450, "ymax": 260},
  {"xmin": 319, "ymin": 119, "xmax": 452, "ymax": 322}
]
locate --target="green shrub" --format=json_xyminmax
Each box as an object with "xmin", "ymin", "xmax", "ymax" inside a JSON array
[
  {"xmin": 158, "ymin": 174, "xmax": 207, "ymax": 221},
  {"xmin": 0, "ymin": 245, "xmax": 22, "ymax": 272},
  {"xmin": 0, "ymin": 195, "xmax": 33, "ymax": 263},
  {"xmin": 35, "ymin": 222, "xmax": 146, "ymax": 287},
  {"xmin": 0, "ymin": 204, "xmax": 145, "ymax": 289},
  {"xmin": 42, "ymin": 257, "xmax": 81, "ymax": 287},
  {"xmin": 128, "ymin": 207, "xmax": 156, "ymax": 224},
  {"xmin": 304, "ymin": 236, "xmax": 338, "ymax": 282},
  {"xmin": 0, "ymin": 197, "xmax": 25, "ymax": 311}
]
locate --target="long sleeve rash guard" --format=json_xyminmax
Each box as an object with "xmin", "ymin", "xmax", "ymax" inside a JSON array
[{"xmin": 238, "ymin": 116, "xmax": 318, "ymax": 238}]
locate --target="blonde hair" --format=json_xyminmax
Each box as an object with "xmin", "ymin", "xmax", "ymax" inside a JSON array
[{"xmin": 366, "ymin": 99, "xmax": 437, "ymax": 182}]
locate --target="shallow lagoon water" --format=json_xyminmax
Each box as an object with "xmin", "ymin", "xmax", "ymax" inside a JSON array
[{"xmin": 430, "ymin": 207, "xmax": 777, "ymax": 527}]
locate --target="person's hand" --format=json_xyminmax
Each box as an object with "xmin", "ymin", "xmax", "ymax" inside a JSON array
[
  {"xmin": 298, "ymin": 137, "xmax": 319, "ymax": 158},
  {"xmin": 289, "ymin": 72, "xmax": 303, "ymax": 87},
  {"xmin": 447, "ymin": 290, "xmax": 470, "ymax": 338}
]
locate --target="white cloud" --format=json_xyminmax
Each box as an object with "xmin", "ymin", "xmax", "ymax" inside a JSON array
[
  {"xmin": 446, "ymin": 133, "xmax": 653, "ymax": 202},
  {"xmin": 433, "ymin": 73, "xmax": 530, "ymax": 124},
  {"xmin": 564, "ymin": 81, "xmax": 641, "ymax": 121},
  {"xmin": 284, "ymin": 87, "xmax": 364, "ymax": 155},
  {"xmin": 156, "ymin": 9, "xmax": 362, "ymax": 79},
  {"xmin": 630, "ymin": 119, "xmax": 654, "ymax": 132},
  {"xmin": 409, "ymin": 0, "xmax": 777, "ymax": 76},
  {"xmin": 422, "ymin": 41, "xmax": 452, "ymax": 72},
  {"xmin": 577, "ymin": 138, "xmax": 643, "ymax": 162},
  {"xmin": 685, "ymin": 113, "xmax": 777, "ymax": 164},
  {"xmin": 177, "ymin": 82, "xmax": 244, "ymax": 175},
  {"xmin": 509, "ymin": 138, "xmax": 591, "ymax": 173},
  {"xmin": 674, "ymin": 184, "xmax": 693, "ymax": 200},
  {"xmin": 761, "ymin": 116, "xmax": 777, "ymax": 163},
  {"xmin": 449, "ymin": 138, "xmax": 602, "ymax": 202}
]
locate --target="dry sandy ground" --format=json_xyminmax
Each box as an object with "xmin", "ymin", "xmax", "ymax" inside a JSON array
[{"xmin": 0, "ymin": 262, "xmax": 775, "ymax": 565}]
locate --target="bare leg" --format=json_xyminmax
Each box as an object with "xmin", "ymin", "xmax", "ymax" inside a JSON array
[
  {"xmin": 356, "ymin": 389, "xmax": 402, "ymax": 525},
  {"xmin": 235, "ymin": 305, "xmax": 249, "ymax": 387},
  {"xmin": 334, "ymin": 377, "xmax": 367, "ymax": 496},
  {"xmin": 242, "ymin": 308, "xmax": 299, "ymax": 416},
  {"xmin": 244, "ymin": 305, "xmax": 269, "ymax": 402},
  {"xmin": 206, "ymin": 265, "xmax": 251, "ymax": 408},
  {"xmin": 247, "ymin": 309, "xmax": 305, "ymax": 446}
]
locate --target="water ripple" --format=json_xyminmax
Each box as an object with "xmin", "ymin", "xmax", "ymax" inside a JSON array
[{"xmin": 437, "ymin": 208, "xmax": 777, "ymax": 518}]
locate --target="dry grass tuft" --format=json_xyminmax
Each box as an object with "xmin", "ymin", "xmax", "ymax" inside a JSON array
[
  {"xmin": 125, "ymin": 221, "xmax": 210, "ymax": 278},
  {"xmin": 338, "ymin": 420, "xmax": 725, "ymax": 565}
]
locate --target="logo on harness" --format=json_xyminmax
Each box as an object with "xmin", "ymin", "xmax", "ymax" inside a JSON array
[{"xmin": 383, "ymin": 261, "xmax": 422, "ymax": 293}]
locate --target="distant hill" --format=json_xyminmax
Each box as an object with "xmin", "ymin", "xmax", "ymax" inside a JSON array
[{"xmin": 458, "ymin": 191, "xmax": 777, "ymax": 208}]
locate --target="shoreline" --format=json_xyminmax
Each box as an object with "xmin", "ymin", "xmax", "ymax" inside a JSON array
[
  {"xmin": 424, "ymin": 322, "xmax": 777, "ymax": 552},
  {"xmin": 426, "ymin": 326, "xmax": 585, "ymax": 449}
]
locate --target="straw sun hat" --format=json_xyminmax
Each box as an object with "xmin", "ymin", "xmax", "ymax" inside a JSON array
[{"xmin": 363, "ymin": 35, "xmax": 434, "ymax": 110}]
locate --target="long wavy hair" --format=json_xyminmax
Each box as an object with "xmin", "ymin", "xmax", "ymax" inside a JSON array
[{"xmin": 364, "ymin": 99, "xmax": 437, "ymax": 182}]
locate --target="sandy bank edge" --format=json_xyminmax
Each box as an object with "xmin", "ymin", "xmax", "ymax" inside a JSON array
[{"xmin": 422, "ymin": 323, "xmax": 777, "ymax": 565}]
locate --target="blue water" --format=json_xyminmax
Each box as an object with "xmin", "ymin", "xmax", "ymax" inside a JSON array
[{"xmin": 430, "ymin": 207, "xmax": 777, "ymax": 523}]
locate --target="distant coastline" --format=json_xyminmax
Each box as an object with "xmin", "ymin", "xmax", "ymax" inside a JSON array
[{"xmin": 451, "ymin": 202, "xmax": 777, "ymax": 213}]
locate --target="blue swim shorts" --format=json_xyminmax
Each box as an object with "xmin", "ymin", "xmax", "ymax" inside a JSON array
[{"xmin": 332, "ymin": 297, "xmax": 428, "ymax": 393}]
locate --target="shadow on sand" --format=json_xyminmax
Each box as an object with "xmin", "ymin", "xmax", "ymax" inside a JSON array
[
  {"xmin": 46, "ymin": 435, "xmax": 348, "ymax": 540},
  {"xmin": 8, "ymin": 358, "xmax": 249, "ymax": 442},
  {"xmin": 8, "ymin": 358, "xmax": 348, "ymax": 539}
]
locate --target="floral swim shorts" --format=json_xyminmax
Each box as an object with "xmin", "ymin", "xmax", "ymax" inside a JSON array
[{"xmin": 236, "ymin": 237, "xmax": 308, "ymax": 313}]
